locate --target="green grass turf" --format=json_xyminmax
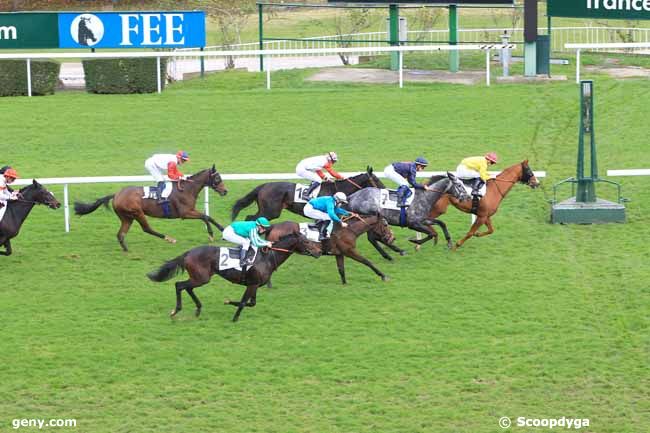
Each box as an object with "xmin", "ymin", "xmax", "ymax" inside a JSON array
[{"xmin": 1, "ymin": 72, "xmax": 649, "ymax": 433}]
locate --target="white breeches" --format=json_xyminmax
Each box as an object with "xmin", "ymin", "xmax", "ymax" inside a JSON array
[
  {"xmin": 145, "ymin": 159, "xmax": 165, "ymax": 182},
  {"xmin": 296, "ymin": 165, "xmax": 323, "ymax": 183},
  {"xmin": 222, "ymin": 226, "xmax": 251, "ymax": 250},
  {"xmin": 383, "ymin": 164, "xmax": 410, "ymax": 187},
  {"xmin": 456, "ymin": 164, "xmax": 480, "ymax": 179},
  {"xmin": 303, "ymin": 203, "xmax": 331, "ymax": 221}
]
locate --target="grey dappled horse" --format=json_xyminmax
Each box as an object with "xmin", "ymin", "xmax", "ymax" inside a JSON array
[{"xmin": 347, "ymin": 172, "xmax": 469, "ymax": 255}]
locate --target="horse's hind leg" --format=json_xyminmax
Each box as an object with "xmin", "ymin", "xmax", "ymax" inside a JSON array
[
  {"xmin": 170, "ymin": 280, "xmax": 187, "ymax": 317},
  {"xmin": 455, "ymin": 216, "xmax": 487, "ymax": 249},
  {"xmin": 116, "ymin": 215, "xmax": 133, "ymax": 252},
  {"xmin": 135, "ymin": 213, "xmax": 172, "ymax": 243}
]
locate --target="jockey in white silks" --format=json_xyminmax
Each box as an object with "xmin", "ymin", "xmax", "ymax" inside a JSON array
[
  {"xmin": 144, "ymin": 151, "xmax": 190, "ymax": 203},
  {"xmin": 295, "ymin": 152, "xmax": 345, "ymax": 198}
]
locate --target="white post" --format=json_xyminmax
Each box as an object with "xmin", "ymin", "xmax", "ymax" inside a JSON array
[
  {"xmin": 64, "ymin": 184, "xmax": 70, "ymax": 233},
  {"xmin": 486, "ymin": 49, "xmax": 491, "ymax": 86},
  {"xmin": 266, "ymin": 59, "xmax": 271, "ymax": 90},
  {"xmin": 576, "ymin": 49, "xmax": 581, "ymax": 83},
  {"xmin": 156, "ymin": 56, "xmax": 161, "ymax": 94},
  {"xmin": 398, "ymin": 50, "xmax": 403, "ymax": 88},
  {"xmin": 204, "ymin": 188, "xmax": 210, "ymax": 216},
  {"xmin": 26, "ymin": 58, "xmax": 32, "ymax": 97}
]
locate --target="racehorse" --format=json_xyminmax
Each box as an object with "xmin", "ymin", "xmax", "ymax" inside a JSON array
[
  {"xmin": 428, "ymin": 160, "xmax": 540, "ymax": 249},
  {"xmin": 0, "ymin": 180, "xmax": 60, "ymax": 256},
  {"xmin": 147, "ymin": 232, "xmax": 322, "ymax": 322},
  {"xmin": 347, "ymin": 172, "xmax": 469, "ymax": 254},
  {"xmin": 74, "ymin": 166, "xmax": 227, "ymax": 252},
  {"xmin": 267, "ymin": 214, "xmax": 396, "ymax": 285},
  {"xmin": 231, "ymin": 166, "xmax": 384, "ymax": 221}
]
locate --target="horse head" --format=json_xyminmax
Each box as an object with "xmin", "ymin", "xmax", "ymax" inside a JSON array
[
  {"xmin": 365, "ymin": 166, "xmax": 385, "ymax": 189},
  {"xmin": 520, "ymin": 160, "xmax": 540, "ymax": 189},
  {"xmin": 445, "ymin": 171, "xmax": 470, "ymax": 201},
  {"xmin": 372, "ymin": 216, "xmax": 395, "ymax": 245},
  {"xmin": 21, "ymin": 180, "xmax": 61, "ymax": 209},
  {"xmin": 276, "ymin": 232, "xmax": 321, "ymax": 258},
  {"xmin": 204, "ymin": 165, "xmax": 227, "ymax": 196}
]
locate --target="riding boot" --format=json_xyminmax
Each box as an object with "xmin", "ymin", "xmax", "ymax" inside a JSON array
[
  {"xmin": 157, "ymin": 181, "xmax": 167, "ymax": 203},
  {"xmin": 305, "ymin": 181, "xmax": 320, "ymax": 199},
  {"xmin": 470, "ymin": 178, "xmax": 484, "ymax": 215},
  {"xmin": 239, "ymin": 247, "xmax": 248, "ymax": 267},
  {"xmin": 243, "ymin": 247, "xmax": 256, "ymax": 266},
  {"xmin": 318, "ymin": 220, "xmax": 329, "ymax": 240},
  {"xmin": 396, "ymin": 185, "xmax": 410, "ymax": 207}
]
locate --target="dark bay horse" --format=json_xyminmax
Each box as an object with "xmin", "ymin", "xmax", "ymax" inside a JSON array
[
  {"xmin": 231, "ymin": 167, "xmax": 384, "ymax": 221},
  {"xmin": 147, "ymin": 232, "xmax": 322, "ymax": 322},
  {"xmin": 0, "ymin": 180, "xmax": 60, "ymax": 256},
  {"xmin": 74, "ymin": 166, "xmax": 228, "ymax": 252},
  {"xmin": 428, "ymin": 160, "xmax": 540, "ymax": 249},
  {"xmin": 347, "ymin": 172, "xmax": 469, "ymax": 253},
  {"xmin": 268, "ymin": 214, "xmax": 396, "ymax": 284}
]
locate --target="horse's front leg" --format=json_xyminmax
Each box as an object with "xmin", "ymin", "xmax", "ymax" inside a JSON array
[
  {"xmin": 427, "ymin": 218, "xmax": 453, "ymax": 250},
  {"xmin": 367, "ymin": 231, "xmax": 393, "ymax": 261},
  {"xmin": 232, "ymin": 285, "xmax": 259, "ymax": 322},
  {"xmin": 407, "ymin": 222, "xmax": 436, "ymax": 246},
  {"xmin": 0, "ymin": 239, "xmax": 12, "ymax": 256},
  {"xmin": 475, "ymin": 217, "xmax": 495, "ymax": 238},
  {"xmin": 455, "ymin": 216, "xmax": 487, "ymax": 249},
  {"xmin": 182, "ymin": 209, "xmax": 217, "ymax": 241}
]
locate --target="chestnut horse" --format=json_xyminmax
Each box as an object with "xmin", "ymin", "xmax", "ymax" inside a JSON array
[
  {"xmin": 74, "ymin": 166, "xmax": 227, "ymax": 251},
  {"xmin": 428, "ymin": 160, "xmax": 540, "ymax": 249},
  {"xmin": 267, "ymin": 214, "xmax": 396, "ymax": 284},
  {"xmin": 147, "ymin": 232, "xmax": 322, "ymax": 322}
]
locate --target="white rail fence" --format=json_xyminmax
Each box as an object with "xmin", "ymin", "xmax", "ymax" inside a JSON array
[
  {"xmin": 566, "ymin": 42, "xmax": 650, "ymax": 83},
  {"xmin": 0, "ymin": 44, "xmax": 516, "ymax": 96},
  {"xmin": 15, "ymin": 170, "xmax": 547, "ymax": 233}
]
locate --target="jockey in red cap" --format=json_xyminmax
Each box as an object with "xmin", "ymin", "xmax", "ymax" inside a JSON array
[
  {"xmin": 0, "ymin": 168, "xmax": 20, "ymax": 212},
  {"xmin": 144, "ymin": 151, "xmax": 190, "ymax": 203},
  {"xmin": 295, "ymin": 152, "xmax": 345, "ymax": 199}
]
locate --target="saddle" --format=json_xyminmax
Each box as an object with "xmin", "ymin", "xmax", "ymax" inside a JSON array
[
  {"xmin": 295, "ymin": 183, "xmax": 322, "ymax": 203},
  {"xmin": 217, "ymin": 246, "xmax": 258, "ymax": 271},
  {"xmin": 142, "ymin": 182, "xmax": 173, "ymax": 200},
  {"xmin": 298, "ymin": 222, "xmax": 321, "ymax": 243},
  {"xmin": 379, "ymin": 188, "xmax": 415, "ymax": 211}
]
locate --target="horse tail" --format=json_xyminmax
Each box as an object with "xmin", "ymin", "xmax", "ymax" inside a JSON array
[
  {"xmin": 231, "ymin": 185, "xmax": 263, "ymax": 220},
  {"xmin": 147, "ymin": 253, "xmax": 188, "ymax": 282},
  {"xmin": 74, "ymin": 195, "xmax": 114, "ymax": 216}
]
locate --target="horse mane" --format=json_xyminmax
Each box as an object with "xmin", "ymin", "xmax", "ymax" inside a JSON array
[
  {"xmin": 427, "ymin": 175, "xmax": 447, "ymax": 185},
  {"xmin": 19, "ymin": 181, "xmax": 39, "ymax": 195},
  {"xmin": 188, "ymin": 168, "xmax": 211, "ymax": 179},
  {"xmin": 493, "ymin": 161, "xmax": 526, "ymax": 181}
]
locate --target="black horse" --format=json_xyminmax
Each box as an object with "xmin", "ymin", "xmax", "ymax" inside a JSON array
[
  {"xmin": 0, "ymin": 180, "xmax": 60, "ymax": 256},
  {"xmin": 231, "ymin": 166, "xmax": 384, "ymax": 221},
  {"xmin": 147, "ymin": 232, "xmax": 322, "ymax": 322}
]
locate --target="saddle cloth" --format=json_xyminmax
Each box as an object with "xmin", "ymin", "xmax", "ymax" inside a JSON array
[
  {"xmin": 294, "ymin": 183, "xmax": 322, "ymax": 203},
  {"xmin": 461, "ymin": 180, "xmax": 487, "ymax": 198},
  {"xmin": 298, "ymin": 222, "xmax": 321, "ymax": 243},
  {"xmin": 217, "ymin": 246, "xmax": 258, "ymax": 271},
  {"xmin": 0, "ymin": 202, "xmax": 7, "ymax": 223},
  {"xmin": 142, "ymin": 182, "xmax": 172, "ymax": 200},
  {"xmin": 379, "ymin": 188, "xmax": 415, "ymax": 211}
]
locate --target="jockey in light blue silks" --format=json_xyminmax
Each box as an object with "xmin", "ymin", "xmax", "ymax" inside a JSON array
[
  {"xmin": 222, "ymin": 217, "xmax": 273, "ymax": 269},
  {"xmin": 304, "ymin": 192, "xmax": 350, "ymax": 240},
  {"xmin": 383, "ymin": 157, "xmax": 431, "ymax": 207}
]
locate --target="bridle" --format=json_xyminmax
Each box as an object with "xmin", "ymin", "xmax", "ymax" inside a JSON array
[{"xmin": 489, "ymin": 163, "xmax": 535, "ymax": 198}]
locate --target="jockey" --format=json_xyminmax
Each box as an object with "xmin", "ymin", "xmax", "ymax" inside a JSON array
[
  {"xmin": 296, "ymin": 152, "xmax": 345, "ymax": 198},
  {"xmin": 0, "ymin": 168, "xmax": 20, "ymax": 210},
  {"xmin": 456, "ymin": 152, "xmax": 499, "ymax": 198},
  {"xmin": 222, "ymin": 217, "xmax": 273, "ymax": 268},
  {"xmin": 144, "ymin": 151, "xmax": 190, "ymax": 203},
  {"xmin": 304, "ymin": 192, "xmax": 350, "ymax": 240},
  {"xmin": 383, "ymin": 157, "xmax": 431, "ymax": 207},
  {"xmin": 0, "ymin": 166, "xmax": 14, "ymax": 193}
]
